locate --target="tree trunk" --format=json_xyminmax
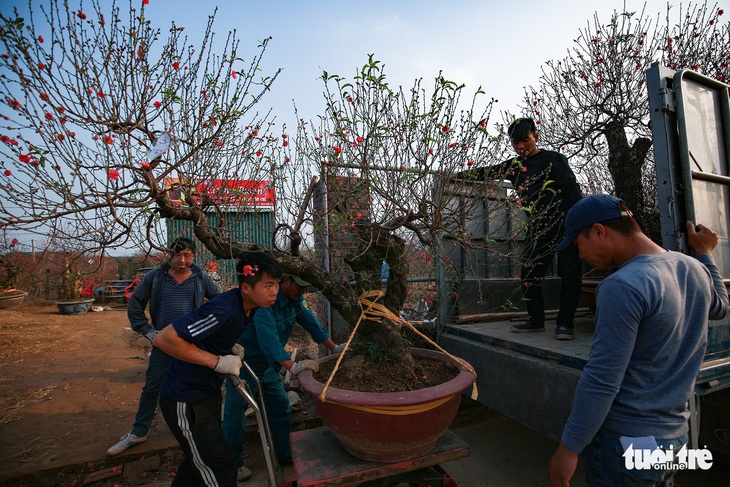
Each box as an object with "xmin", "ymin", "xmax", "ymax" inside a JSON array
[{"xmin": 603, "ymin": 121, "xmax": 658, "ymax": 239}]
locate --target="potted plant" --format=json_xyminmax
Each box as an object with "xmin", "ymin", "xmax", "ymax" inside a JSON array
[{"xmin": 55, "ymin": 253, "xmax": 95, "ymax": 316}]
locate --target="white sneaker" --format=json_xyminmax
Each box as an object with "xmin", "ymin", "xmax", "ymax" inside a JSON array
[
  {"xmin": 237, "ymin": 466, "xmax": 252, "ymax": 481},
  {"xmin": 106, "ymin": 432, "xmax": 147, "ymax": 456}
]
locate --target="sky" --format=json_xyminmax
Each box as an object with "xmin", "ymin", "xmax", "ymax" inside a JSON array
[
  {"xmin": 2, "ymin": 0, "xmax": 726, "ymax": 254},
  {"xmin": 3, "ymin": 0, "xmax": 700, "ymax": 124},
  {"xmin": 133, "ymin": 0, "xmax": 691, "ymax": 124}
]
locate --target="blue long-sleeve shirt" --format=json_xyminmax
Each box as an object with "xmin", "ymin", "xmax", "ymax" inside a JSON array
[
  {"xmin": 561, "ymin": 252, "xmax": 728, "ymax": 453},
  {"xmin": 238, "ymin": 290, "xmax": 330, "ymax": 371}
]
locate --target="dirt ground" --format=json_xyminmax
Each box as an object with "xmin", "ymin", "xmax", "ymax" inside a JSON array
[
  {"xmin": 0, "ymin": 297, "xmax": 469, "ymax": 486},
  {"xmin": 0, "ymin": 298, "xmax": 324, "ymax": 485}
]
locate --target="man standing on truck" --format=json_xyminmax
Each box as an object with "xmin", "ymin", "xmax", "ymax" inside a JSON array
[
  {"xmin": 549, "ymin": 194, "xmax": 729, "ymax": 487},
  {"xmin": 461, "ymin": 117, "xmax": 583, "ymax": 339}
]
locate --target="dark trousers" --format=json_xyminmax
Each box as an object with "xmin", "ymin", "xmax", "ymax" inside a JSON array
[
  {"xmin": 521, "ymin": 222, "xmax": 582, "ymax": 326},
  {"xmin": 159, "ymin": 395, "xmax": 237, "ymax": 487}
]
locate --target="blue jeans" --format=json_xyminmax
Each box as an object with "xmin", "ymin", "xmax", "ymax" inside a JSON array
[
  {"xmin": 222, "ymin": 365, "xmax": 292, "ymax": 468},
  {"xmin": 582, "ymin": 428, "xmax": 687, "ymax": 487},
  {"xmin": 131, "ymin": 346, "xmax": 173, "ymax": 437}
]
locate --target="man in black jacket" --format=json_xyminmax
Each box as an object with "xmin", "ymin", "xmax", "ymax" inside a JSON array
[{"xmin": 465, "ymin": 118, "xmax": 582, "ymax": 339}]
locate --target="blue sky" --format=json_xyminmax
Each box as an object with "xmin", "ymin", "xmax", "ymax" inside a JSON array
[{"xmin": 2, "ymin": 0, "xmax": 688, "ymax": 124}]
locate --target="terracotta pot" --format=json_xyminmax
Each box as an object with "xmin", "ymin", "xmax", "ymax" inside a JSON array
[
  {"xmin": 581, "ymin": 278, "xmax": 603, "ymax": 313},
  {"xmin": 298, "ymin": 348, "xmax": 476, "ymax": 463},
  {"xmin": 0, "ymin": 290, "xmax": 28, "ymax": 309}
]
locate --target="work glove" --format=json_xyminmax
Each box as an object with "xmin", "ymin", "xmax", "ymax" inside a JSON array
[
  {"xmin": 143, "ymin": 328, "xmax": 158, "ymax": 343},
  {"xmin": 231, "ymin": 343, "xmax": 245, "ymax": 360},
  {"xmin": 289, "ymin": 359, "xmax": 319, "ymax": 377},
  {"xmin": 333, "ymin": 343, "xmax": 345, "ymax": 354},
  {"xmin": 213, "ymin": 355, "xmax": 242, "ymax": 375}
]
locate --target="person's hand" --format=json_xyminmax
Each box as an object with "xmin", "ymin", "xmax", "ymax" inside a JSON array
[
  {"xmin": 213, "ymin": 355, "xmax": 242, "ymax": 375},
  {"xmin": 290, "ymin": 359, "xmax": 319, "ymax": 377},
  {"xmin": 333, "ymin": 343, "xmax": 345, "ymax": 354},
  {"xmin": 687, "ymin": 221, "xmax": 719, "ymax": 255},
  {"xmin": 143, "ymin": 328, "xmax": 158, "ymax": 343},
  {"xmin": 549, "ymin": 442, "xmax": 578, "ymax": 487},
  {"xmin": 231, "ymin": 344, "xmax": 245, "ymax": 360}
]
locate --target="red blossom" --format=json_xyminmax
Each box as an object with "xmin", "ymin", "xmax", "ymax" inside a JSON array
[
  {"xmin": 38, "ymin": 35, "xmax": 44, "ymax": 43},
  {"xmin": 232, "ymin": 71, "xmax": 237, "ymax": 79},
  {"xmin": 40, "ymin": 93, "xmax": 50, "ymax": 102},
  {"xmin": 56, "ymin": 106, "xmax": 65, "ymax": 113},
  {"xmin": 467, "ymin": 160, "xmax": 474, "ymax": 166},
  {"xmin": 7, "ymin": 99, "xmax": 21, "ymax": 110},
  {"xmin": 283, "ymin": 141, "xmax": 289, "ymax": 147},
  {"xmin": 103, "ymin": 135, "xmax": 113, "ymax": 145},
  {"xmin": 57, "ymin": 134, "xmax": 65, "ymax": 142},
  {"xmin": 153, "ymin": 101, "xmax": 161, "ymax": 108},
  {"xmin": 719, "ymin": 9, "xmax": 724, "ymax": 15},
  {"xmin": 347, "ymin": 96, "xmax": 353, "ymax": 103},
  {"xmin": 87, "ymin": 88, "xmax": 93, "ymax": 94},
  {"xmin": 242, "ymin": 265, "xmax": 256, "ymax": 276},
  {"xmin": 97, "ymin": 91, "xmax": 105, "ymax": 98},
  {"xmin": 45, "ymin": 112, "xmax": 55, "ymax": 121},
  {"xmin": 216, "ymin": 141, "xmax": 223, "ymax": 147},
  {"xmin": 77, "ymin": 11, "xmax": 87, "ymax": 20},
  {"xmin": 108, "ymin": 168, "xmax": 119, "ymax": 180},
  {"xmin": 356, "ymin": 136, "xmax": 363, "ymax": 143},
  {"xmin": 441, "ymin": 125, "xmax": 450, "ymax": 132},
  {"xmin": 68, "ymin": 131, "xmax": 76, "ymax": 138},
  {"xmin": 11, "ymin": 238, "xmax": 18, "ymax": 245},
  {"xmin": 172, "ymin": 62, "xmax": 180, "ymax": 70},
  {"xmin": 333, "ymin": 146, "xmax": 342, "ymax": 154},
  {"xmin": 143, "ymin": 0, "xmax": 150, "ymax": 4},
  {"xmin": 284, "ymin": 157, "xmax": 290, "ymax": 163},
  {"xmin": 3, "ymin": 170, "xmax": 11, "ymax": 176},
  {"xmin": 38, "ymin": 62, "xmax": 46, "ymax": 70},
  {"xmin": 140, "ymin": 162, "xmax": 151, "ymax": 169},
  {"xmin": 256, "ymin": 150, "xmax": 262, "ymax": 157}
]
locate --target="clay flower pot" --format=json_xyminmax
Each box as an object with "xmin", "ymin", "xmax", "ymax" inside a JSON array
[
  {"xmin": 581, "ymin": 278, "xmax": 603, "ymax": 313},
  {"xmin": 298, "ymin": 348, "xmax": 476, "ymax": 463}
]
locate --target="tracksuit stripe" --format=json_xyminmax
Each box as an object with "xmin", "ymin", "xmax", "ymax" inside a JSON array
[
  {"xmin": 175, "ymin": 401, "xmax": 218, "ymax": 486},
  {"xmin": 188, "ymin": 314, "xmax": 218, "ymax": 337}
]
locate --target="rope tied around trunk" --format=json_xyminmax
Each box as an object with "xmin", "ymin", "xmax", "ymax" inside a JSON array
[{"xmin": 319, "ymin": 290, "xmax": 478, "ymax": 406}]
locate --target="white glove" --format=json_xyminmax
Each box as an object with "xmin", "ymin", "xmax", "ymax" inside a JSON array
[
  {"xmin": 289, "ymin": 359, "xmax": 319, "ymax": 377},
  {"xmin": 213, "ymin": 355, "xmax": 242, "ymax": 375},
  {"xmin": 231, "ymin": 344, "xmax": 245, "ymax": 360},
  {"xmin": 143, "ymin": 328, "xmax": 158, "ymax": 343},
  {"xmin": 333, "ymin": 343, "xmax": 345, "ymax": 354}
]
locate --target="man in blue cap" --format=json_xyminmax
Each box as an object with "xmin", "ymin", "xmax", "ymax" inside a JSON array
[
  {"xmin": 222, "ymin": 272, "xmax": 341, "ymax": 480},
  {"xmin": 549, "ymin": 194, "xmax": 728, "ymax": 487}
]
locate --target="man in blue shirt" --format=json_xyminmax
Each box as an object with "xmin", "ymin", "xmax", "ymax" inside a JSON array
[
  {"xmin": 548, "ymin": 195, "xmax": 729, "ymax": 487},
  {"xmin": 153, "ymin": 251, "xmax": 282, "ymax": 486},
  {"xmin": 223, "ymin": 273, "xmax": 339, "ymax": 478}
]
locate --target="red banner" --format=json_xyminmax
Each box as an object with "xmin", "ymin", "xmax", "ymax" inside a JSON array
[{"xmin": 165, "ymin": 178, "xmax": 275, "ymax": 209}]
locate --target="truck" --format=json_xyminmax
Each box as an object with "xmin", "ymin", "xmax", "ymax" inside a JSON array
[{"xmin": 438, "ymin": 62, "xmax": 730, "ymax": 457}]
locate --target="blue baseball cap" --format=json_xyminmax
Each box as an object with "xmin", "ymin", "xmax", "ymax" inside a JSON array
[{"xmin": 555, "ymin": 194, "xmax": 632, "ymax": 252}]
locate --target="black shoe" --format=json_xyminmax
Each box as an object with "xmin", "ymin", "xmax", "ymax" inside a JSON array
[
  {"xmin": 511, "ymin": 321, "xmax": 545, "ymax": 333},
  {"xmin": 555, "ymin": 325, "xmax": 574, "ymax": 340}
]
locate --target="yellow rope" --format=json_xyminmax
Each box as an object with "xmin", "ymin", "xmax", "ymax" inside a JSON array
[{"xmin": 319, "ymin": 290, "xmax": 478, "ymax": 409}]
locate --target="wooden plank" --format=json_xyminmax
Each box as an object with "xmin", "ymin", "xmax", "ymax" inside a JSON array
[{"xmin": 291, "ymin": 427, "xmax": 469, "ymax": 487}]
